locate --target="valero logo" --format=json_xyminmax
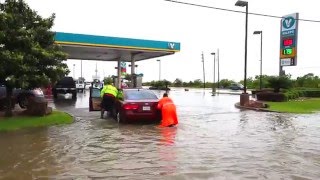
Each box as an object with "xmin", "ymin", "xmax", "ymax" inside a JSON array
[{"xmin": 282, "ymin": 17, "xmax": 295, "ymax": 29}]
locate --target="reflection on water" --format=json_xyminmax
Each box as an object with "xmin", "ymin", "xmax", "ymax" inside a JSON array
[
  {"xmin": 0, "ymin": 129, "xmax": 61, "ymax": 179},
  {"xmin": 1, "ymin": 88, "xmax": 320, "ymax": 179},
  {"xmin": 52, "ymin": 98, "xmax": 76, "ymax": 109},
  {"xmin": 159, "ymin": 126, "xmax": 177, "ymax": 146}
]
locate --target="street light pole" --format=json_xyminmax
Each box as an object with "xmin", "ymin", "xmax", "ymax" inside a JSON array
[
  {"xmin": 254, "ymin": 31, "xmax": 263, "ymax": 90},
  {"xmin": 217, "ymin": 48, "xmax": 220, "ymax": 90},
  {"xmin": 211, "ymin": 52, "xmax": 216, "ymax": 95},
  {"xmin": 235, "ymin": 0, "xmax": 248, "ymax": 94},
  {"xmin": 235, "ymin": 0, "xmax": 249, "ymax": 106},
  {"xmin": 201, "ymin": 52, "xmax": 206, "ymax": 89},
  {"xmin": 157, "ymin": 59, "xmax": 161, "ymax": 81}
]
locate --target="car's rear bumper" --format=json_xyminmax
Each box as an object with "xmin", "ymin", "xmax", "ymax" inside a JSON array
[{"xmin": 123, "ymin": 111, "xmax": 161, "ymax": 122}]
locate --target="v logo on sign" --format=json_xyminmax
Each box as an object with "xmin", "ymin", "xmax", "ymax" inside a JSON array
[
  {"xmin": 285, "ymin": 19, "xmax": 292, "ymax": 28},
  {"xmin": 168, "ymin": 43, "xmax": 175, "ymax": 49}
]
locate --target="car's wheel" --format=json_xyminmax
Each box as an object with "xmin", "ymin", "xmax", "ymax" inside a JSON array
[
  {"xmin": 72, "ymin": 91, "xmax": 77, "ymax": 99},
  {"xmin": 116, "ymin": 112, "xmax": 125, "ymax": 123},
  {"xmin": 18, "ymin": 95, "xmax": 32, "ymax": 109},
  {"xmin": 110, "ymin": 107, "xmax": 117, "ymax": 119},
  {"xmin": 0, "ymin": 100, "xmax": 15, "ymax": 110},
  {"xmin": 0, "ymin": 100, "xmax": 5, "ymax": 110},
  {"xmin": 53, "ymin": 92, "xmax": 58, "ymax": 99}
]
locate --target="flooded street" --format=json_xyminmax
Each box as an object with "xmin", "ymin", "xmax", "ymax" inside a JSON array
[{"xmin": 0, "ymin": 88, "xmax": 320, "ymax": 179}]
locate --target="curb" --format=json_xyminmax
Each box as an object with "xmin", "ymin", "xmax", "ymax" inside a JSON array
[{"xmin": 234, "ymin": 102, "xmax": 280, "ymax": 113}]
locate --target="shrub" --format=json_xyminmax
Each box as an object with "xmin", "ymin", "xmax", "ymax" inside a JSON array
[
  {"xmin": 267, "ymin": 76, "xmax": 292, "ymax": 93},
  {"xmin": 303, "ymin": 90, "xmax": 320, "ymax": 97},
  {"xmin": 284, "ymin": 89, "xmax": 301, "ymax": 101},
  {"xmin": 256, "ymin": 92, "xmax": 286, "ymax": 102}
]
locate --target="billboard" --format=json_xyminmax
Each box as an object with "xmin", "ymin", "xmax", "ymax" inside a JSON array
[{"xmin": 280, "ymin": 13, "xmax": 299, "ymax": 66}]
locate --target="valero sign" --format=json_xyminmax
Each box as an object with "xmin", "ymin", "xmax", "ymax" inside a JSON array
[{"xmin": 280, "ymin": 13, "xmax": 299, "ymax": 66}]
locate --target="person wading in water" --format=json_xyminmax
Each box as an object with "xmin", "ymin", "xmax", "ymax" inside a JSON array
[{"xmin": 157, "ymin": 93, "xmax": 178, "ymax": 127}]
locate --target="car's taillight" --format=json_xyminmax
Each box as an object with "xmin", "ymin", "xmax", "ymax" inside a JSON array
[{"xmin": 123, "ymin": 104, "xmax": 139, "ymax": 110}]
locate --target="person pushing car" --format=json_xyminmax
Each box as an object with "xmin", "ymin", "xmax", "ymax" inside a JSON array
[
  {"xmin": 100, "ymin": 81, "xmax": 118, "ymax": 118},
  {"xmin": 157, "ymin": 92, "xmax": 178, "ymax": 127}
]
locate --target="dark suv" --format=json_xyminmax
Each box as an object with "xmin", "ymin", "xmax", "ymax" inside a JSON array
[
  {"xmin": 0, "ymin": 85, "xmax": 45, "ymax": 110},
  {"xmin": 52, "ymin": 77, "xmax": 77, "ymax": 99},
  {"xmin": 229, "ymin": 83, "xmax": 244, "ymax": 90}
]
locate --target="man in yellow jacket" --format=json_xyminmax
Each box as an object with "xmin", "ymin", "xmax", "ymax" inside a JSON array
[{"xmin": 100, "ymin": 82, "xmax": 118, "ymax": 118}]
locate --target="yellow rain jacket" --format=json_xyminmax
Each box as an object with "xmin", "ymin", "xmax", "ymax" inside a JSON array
[{"xmin": 100, "ymin": 85, "xmax": 118, "ymax": 98}]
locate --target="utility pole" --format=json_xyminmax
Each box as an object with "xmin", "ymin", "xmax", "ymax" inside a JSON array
[
  {"xmin": 260, "ymin": 32, "xmax": 263, "ymax": 89},
  {"xmin": 210, "ymin": 52, "xmax": 216, "ymax": 96},
  {"xmin": 217, "ymin": 48, "xmax": 220, "ymax": 90},
  {"xmin": 201, "ymin": 52, "xmax": 206, "ymax": 89}
]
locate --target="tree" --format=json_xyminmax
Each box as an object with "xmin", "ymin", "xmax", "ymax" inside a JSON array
[
  {"xmin": 173, "ymin": 78, "xmax": 183, "ymax": 87},
  {"xmin": 295, "ymin": 73, "xmax": 320, "ymax": 88},
  {"xmin": 219, "ymin": 79, "xmax": 234, "ymax": 88},
  {"xmin": 267, "ymin": 75, "xmax": 292, "ymax": 93},
  {"xmin": 193, "ymin": 79, "xmax": 202, "ymax": 87},
  {"xmin": 103, "ymin": 76, "xmax": 113, "ymax": 84},
  {"xmin": 0, "ymin": 0, "xmax": 69, "ymax": 116}
]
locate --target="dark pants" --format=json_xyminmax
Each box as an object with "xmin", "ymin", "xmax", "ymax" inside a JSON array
[{"xmin": 101, "ymin": 94, "xmax": 115, "ymax": 112}]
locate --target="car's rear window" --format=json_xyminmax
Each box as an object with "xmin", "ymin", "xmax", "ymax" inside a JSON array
[{"xmin": 124, "ymin": 90, "xmax": 158, "ymax": 100}]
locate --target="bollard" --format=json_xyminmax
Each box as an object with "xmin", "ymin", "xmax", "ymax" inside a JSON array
[{"xmin": 240, "ymin": 93, "xmax": 250, "ymax": 106}]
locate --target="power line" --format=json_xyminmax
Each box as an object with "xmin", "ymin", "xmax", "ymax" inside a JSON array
[{"xmin": 163, "ymin": 0, "xmax": 320, "ymax": 23}]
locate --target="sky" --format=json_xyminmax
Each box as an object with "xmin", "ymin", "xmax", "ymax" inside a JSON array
[{"xmin": 25, "ymin": 0, "xmax": 320, "ymax": 83}]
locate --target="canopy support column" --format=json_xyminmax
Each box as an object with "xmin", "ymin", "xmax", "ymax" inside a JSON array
[
  {"xmin": 131, "ymin": 57, "xmax": 135, "ymax": 75},
  {"xmin": 131, "ymin": 55, "xmax": 136, "ymax": 88},
  {"xmin": 117, "ymin": 59, "xmax": 121, "ymax": 89}
]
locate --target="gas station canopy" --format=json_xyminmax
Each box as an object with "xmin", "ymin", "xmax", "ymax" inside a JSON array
[{"xmin": 54, "ymin": 32, "xmax": 180, "ymax": 61}]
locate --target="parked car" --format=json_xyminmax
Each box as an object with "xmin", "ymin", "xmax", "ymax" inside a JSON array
[
  {"xmin": 85, "ymin": 81, "xmax": 92, "ymax": 89},
  {"xmin": 75, "ymin": 79, "xmax": 85, "ymax": 92},
  {"xmin": 52, "ymin": 76, "xmax": 77, "ymax": 99},
  {"xmin": 111, "ymin": 88, "xmax": 161, "ymax": 123},
  {"xmin": 229, "ymin": 83, "xmax": 244, "ymax": 90},
  {"xmin": 0, "ymin": 85, "xmax": 45, "ymax": 109}
]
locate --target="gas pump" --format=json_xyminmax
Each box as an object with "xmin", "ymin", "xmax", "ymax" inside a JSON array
[
  {"xmin": 112, "ymin": 74, "xmax": 143, "ymax": 88},
  {"xmin": 132, "ymin": 73, "xmax": 143, "ymax": 88},
  {"xmin": 89, "ymin": 79, "xmax": 104, "ymax": 111}
]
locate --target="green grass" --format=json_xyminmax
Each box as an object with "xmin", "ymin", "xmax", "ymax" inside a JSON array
[
  {"xmin": 267, "ymin": 98, "xmax": 320, "ymax": 114},
  {"xmin": 0, "ymin": 111, "xmax": 73, "ymax": 132}
]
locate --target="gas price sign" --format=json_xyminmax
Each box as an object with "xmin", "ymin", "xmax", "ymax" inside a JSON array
[
  {"xmin": 280, "ymin": 13, "xmax": 299, "ymax": 66},
  {"xmin": 283, "ymin": 39, "xmax": 293, "ymax": 46}
]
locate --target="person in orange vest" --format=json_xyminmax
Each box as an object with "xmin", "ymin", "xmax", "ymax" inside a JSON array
[{"xmin": 157, "ymin": 93, "xmax": 178, "ymax": 127}]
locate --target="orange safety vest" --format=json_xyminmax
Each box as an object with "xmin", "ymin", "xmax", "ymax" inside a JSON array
[{"xmin": 157, "ymin": 97, "xmax": 178, "ymax": 127}]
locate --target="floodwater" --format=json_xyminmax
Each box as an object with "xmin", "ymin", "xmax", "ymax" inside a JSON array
[{"xmin": 0, "ymin": 88, "xmax": 319, "ymax": 179}]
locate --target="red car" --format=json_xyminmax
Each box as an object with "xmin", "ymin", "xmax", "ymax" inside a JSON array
[{"xmin": 112, "ymin": 88, "xmax": 161, "ymax": 123}]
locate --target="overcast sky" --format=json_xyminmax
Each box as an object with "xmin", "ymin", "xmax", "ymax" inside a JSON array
[{"xmin": 26, "ymin": 0, "xmax": 320, "ymax": 82}]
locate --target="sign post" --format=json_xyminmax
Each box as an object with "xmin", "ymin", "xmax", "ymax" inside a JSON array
[{"xmin": 279, "ymin": 13, "xmax": 299, "ymax": 75}]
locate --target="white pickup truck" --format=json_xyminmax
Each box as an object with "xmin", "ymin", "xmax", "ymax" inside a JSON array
[{"xmin": 76, "ymin": 79, "xmax": 85, "ymax": 92}]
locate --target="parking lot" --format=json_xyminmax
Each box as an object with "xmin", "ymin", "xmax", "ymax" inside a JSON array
[{"xmin": 1, "ymin": 87, "xmax": 319, "ymax": 179}]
